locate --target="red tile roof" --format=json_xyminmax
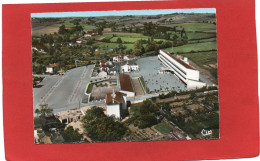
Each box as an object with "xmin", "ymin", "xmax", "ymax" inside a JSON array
[
  {"xmin": 162, "ymin": 50, "xmax": 194, "ymax": 70},
  {"xmin": 106, "ymin": 92, "xmax": 125, "ymax": 105},
  {"xmin": 126, "ymin": 55, "xmax": 136, "ymax": 58},
  {"xmin": 87, "ymin": 31, "xmax": 98, "ymax": 35},
  {"xmin": 119, "ymin": 74, "xmax": 134, "ymax": 92},
  {"xmin": 46, "ymin": 64, "xmax": 58, "ymax": 68}
]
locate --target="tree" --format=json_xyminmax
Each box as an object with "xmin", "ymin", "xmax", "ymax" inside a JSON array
[
  {"xmin": 58, "ymin": 24, "xmax": 68, "ymax": 35},
  {"xmin": 82, "ymin": 107, "xmax": 127, "ymax": 142},
  {"xmin": 134, "ymin": 40, "xmax": 145, "ymax": 56},
  {"xmin": 128, "ymin": 100, "xmax": 159, "ymax": 129},
  {"xmin": 63, "ymin": 126, "xmax": 83, "ymax": 143},
  {"xmin": 116, "ymin": 37, "xmax": 122, "ymax": 43},
  {"xmin": 35, "ymin": 104, "xmax": 53, "ymax": 118}
]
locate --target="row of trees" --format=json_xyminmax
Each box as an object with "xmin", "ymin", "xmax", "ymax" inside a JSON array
[{"xmin": 134, "ymin": 36, "xmax": 188, "ymax": 56}]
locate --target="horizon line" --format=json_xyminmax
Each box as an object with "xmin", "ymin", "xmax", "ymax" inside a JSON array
[{"xmin": 31, "ymin": 8, "xmax": 216, "ymax": 18}]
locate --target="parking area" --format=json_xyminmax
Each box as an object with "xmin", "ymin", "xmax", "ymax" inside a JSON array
[{"xmin": 130, "ymin": 56, "xmax": 186, "ymax": 93}]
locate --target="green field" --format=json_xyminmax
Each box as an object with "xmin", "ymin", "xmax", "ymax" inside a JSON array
[
  {"xmin": 180, "ymin": 51, "xmax": 217, "ymax": 66},
  {"xmin": 173, "ymin": 23, "xmax": 216, "ymax": 32},
  {"xmin": 154, "ymin": 122, "xmax": 172, "ymax": 134},
  {"xmin": 164, "ymin": 41, "xmax": 217, "ymax": 53},
  {"xmin": 189, "ymin": 37, "xmax": 216, "ymax": 44},
  {"xmin": 187, "ymin": 32, "xmax": 216, "ymax": 40},
  {"xmin": 86, "ymin": 83, "xmax": 94, "ymax": 93},
  {"xmin": 180, "ymin": 51, "xmax": 218, "ymax": 78}
]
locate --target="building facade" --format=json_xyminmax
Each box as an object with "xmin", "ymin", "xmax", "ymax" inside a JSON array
[
  {"xmin": 45, "ymin": 64, "xmax": 58, "ymax": 73},
  {"xmin": 106, "ymin": 90, "xmax": 126, "ymax": 118},
  {"xmin": 121, "ymin": 63, "xmax": 139, "ymax": 73},
  {"xmin": 158, "ymin": 50, "xmax": 206, "ymax": 89}
]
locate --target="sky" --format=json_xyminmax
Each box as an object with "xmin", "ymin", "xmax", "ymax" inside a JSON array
[{"xmin": 31, "ymin": 8, "xmax": 216, "ymax": 18}]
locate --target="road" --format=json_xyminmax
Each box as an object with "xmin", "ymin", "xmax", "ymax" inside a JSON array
[{"xmin": 33, "ymin": 65, "xmax": 94, "ymax": 113}]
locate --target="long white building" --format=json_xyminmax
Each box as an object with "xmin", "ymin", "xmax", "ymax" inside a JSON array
[{"xmin": 158, "ymin": 50, "xmax": 206, "ymax": 89}]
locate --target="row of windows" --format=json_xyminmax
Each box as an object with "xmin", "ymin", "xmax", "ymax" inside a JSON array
[
  {"xmin": 158, "ymin": 55, "xmax": 187, "ymax": 81},
  {"xmin": 160, "ymin": 54, "xmax": 187, "ymax": 75}
]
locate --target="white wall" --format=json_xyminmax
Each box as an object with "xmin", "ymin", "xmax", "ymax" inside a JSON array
[
  {"xmin": 120, "ymin": 90, "xmax": 135, "ymax": 97},
  {"xmin": 106, "ymin": 104, "xmax": 120, "ymax": 118},
  {"xmin": 187, "ymin": 80, "xmax": 206, "ymax": 89},
  {"xmin": 46, "ymin": 67, "xmax": 53, "ymax": 73}
]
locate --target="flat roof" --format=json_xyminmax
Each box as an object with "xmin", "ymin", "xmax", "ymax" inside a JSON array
[
  {"xmin": 162, "ymin": 50, "xmax": 194, "ymax": 70},
  {"xmin": 119, "ymin": 74, "xmax": 134, "ymax": 92}
]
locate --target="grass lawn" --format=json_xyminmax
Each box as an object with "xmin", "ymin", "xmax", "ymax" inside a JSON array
[
  {"xmin": 86, "ymin": 83, "xmax": 94, "ymax": 93},
  {"xmin": 139, "ymin": 77, "xmax": 149, "ymax": 93},
  {"xmin": 180, "ymin": 51, "xmax": 217, "ymax": 66},
  {"xmin": 154, "ymin": 122, "xmax": 172, "ymax": 134},
  {"xmin": 163, "ymin": 41, "xmax": 217, "ymax": 53}
]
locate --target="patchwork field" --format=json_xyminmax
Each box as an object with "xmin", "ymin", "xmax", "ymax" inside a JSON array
[{"xmin": 32, "ymin": 26, "xmax": 59, "ymax": 36}]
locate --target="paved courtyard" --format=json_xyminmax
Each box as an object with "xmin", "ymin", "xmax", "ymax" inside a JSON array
[
  {"xmin": 33, "ymin": 65, "xmax": 94, "ymax": 113},
  {"xmin": 129, "ymin": 56, "xmax": 186, "ymax": 93}
]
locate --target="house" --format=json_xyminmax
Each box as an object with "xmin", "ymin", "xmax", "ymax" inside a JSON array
[
  {"xmin": 99, "ymin": 60, "xmax": 114, "ymax": 73},
  {"xmin": 119, "ymin": 74, "xmax": 135, "ymax": 97},
  {"xmin": 124, "ymin": 55, "xmax": 136, "ymax": 61},
  {"xmin": 103, "ymin": 28, "xmax": 112, "ymax": 32},
  {"xmin": 113, "ymin": 56, "xmax": 124, "ymax": 62},
  {"xmin": 121, "ymin": 63, "xmax": 139, "ymax": 73},
  {"xmin": 100, "ymin": 60, "xmax": 113, "ymax": 68},
  {"xmin": 106, "ymin": 90, "xmax": 126, "ymax": 118},
  {"xmin": 76, "ymin": 38, "xmax": 84, "ymax": 44},
  {"xmin": 84, "ymin": 30, "xmax": 98, "ymax": 37},
  {"xmin": 32, "ymin": 47, "xmax": 38, "ymax": 51},
  {"xmin": 98, "ymin": 71, "xmax": 108, "ymax": 78},
  {"xmin": 45, "ymin": 64, "xmax": 58, "ymax": 73},
  {"xmin": 34, "ymin": 130, "xmax": 39, "ymax": 144},
  {"xmin": 108, "ymin": 67, "xmax": 117, "ymax": 75}
]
